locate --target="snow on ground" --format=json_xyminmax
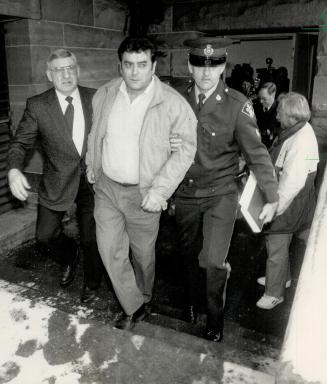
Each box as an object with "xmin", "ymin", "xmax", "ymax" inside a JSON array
[{"xmin": 0, "ymin": 280, "xmax": 92, "ymax": 384}]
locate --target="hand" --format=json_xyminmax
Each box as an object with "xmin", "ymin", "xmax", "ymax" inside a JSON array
[
  {"xmin": 86, "ymin": 168, "xmax": 95, "ymax": 184},
  {"xmin": 259, "ymin": 202, "xmax": 278, "ymax": 224},
  {"xmin": 169, "ymin": 133, "xmax": 182, "ymax": 152},
  {"xmin": 141, "ymin": 193, "xmax": 162, "ymax": 212},
  {"xmin": 8, "ymin": 168, "xmax": 31, "ymax": 201}
]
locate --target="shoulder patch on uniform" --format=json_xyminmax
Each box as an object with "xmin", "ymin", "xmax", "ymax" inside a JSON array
[{"xmin": 242, "ymin": 101, "xmax": 255, "ymax": 119}]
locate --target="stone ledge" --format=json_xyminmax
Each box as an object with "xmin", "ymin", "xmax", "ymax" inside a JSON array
[{"xmin": 0, "ymin": 206, "xmax": 37, "ymax": 256}]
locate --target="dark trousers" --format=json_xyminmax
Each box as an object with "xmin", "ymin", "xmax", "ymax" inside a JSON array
[
  {"xmin": 36, "ymin": 174, "xmax": 103, "ymax": 289},
  {"xmin": 175, "ymin": 192, "xmax": 238, "ymax": 330}
]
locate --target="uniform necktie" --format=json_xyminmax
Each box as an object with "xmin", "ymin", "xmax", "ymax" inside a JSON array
[
  {"xmin": 198, "ymin": 93, "xmax": 205, "ymax": 111},
  {"xmin": 64, "ymin": 96, "xmax": 74, "ymax": 134}
]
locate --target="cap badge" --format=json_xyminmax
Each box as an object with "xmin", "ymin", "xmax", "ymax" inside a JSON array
[{"xmin": 203, "ymin": 44, "xmax": 214, "ymax": 56}]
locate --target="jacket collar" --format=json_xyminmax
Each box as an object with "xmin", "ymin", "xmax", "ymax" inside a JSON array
[
  {"xmin": 102, "ymin": 75, "xmax": 165, "ymax": 109},
  {"xmin": 269, "ymin": 120, "xmax": 307, "ymax": 163},
  {"xmin": 186, "ymin": 80, "xmax": 226, "ymax": 115}
]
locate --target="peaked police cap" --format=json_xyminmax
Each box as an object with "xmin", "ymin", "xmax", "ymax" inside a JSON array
[{"xmin": 184, "ymin": 37, "xmax": 234, "ymax": 67}]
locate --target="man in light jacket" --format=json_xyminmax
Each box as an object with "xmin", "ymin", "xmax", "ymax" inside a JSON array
[{"xmin": 86, "ymin": 36, "xmax": 197, "ymax": 330}]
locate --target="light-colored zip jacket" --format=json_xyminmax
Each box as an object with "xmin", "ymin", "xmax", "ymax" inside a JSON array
[{"xmin": 86, "ymin": 75, "xmax": 197, "ymax": 207}]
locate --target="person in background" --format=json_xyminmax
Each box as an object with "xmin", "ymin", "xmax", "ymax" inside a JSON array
[
  {"xmin": 255, "ymin": 82, "xmax": 280, "ymax": 148},
  {"xmin": 241, "ymin": 76, "xmax": 257, "ymax": 102},
  {"xmin": 173, "ymin": 37, "xmax": 278, "ymax": 342},
  {"xmin": 7, "ymin": 49, "xmax": 105, "ymax": 308},
  {"xmin": 86, "ymin": 36, "xmax": 197, "ymax": 331},
  {"xmin": 256, "ymin": 92, "xmax": 319, "ymax": 309}
]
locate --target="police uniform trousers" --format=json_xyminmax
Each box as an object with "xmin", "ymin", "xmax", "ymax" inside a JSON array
[
  {"xmin": 93, "ymin": 171, "xmax": 161, "ymax": 315},
  {"xmin": 175, "ymin": 186, "xmax": 238, "ymax": 331},
  {"xmin": 265, "ymin": 229, "xmax": 309, "ymax": 298},
  {"xmin": 36, "ymin": 173, "xmax": 103, "ymax": 290}
]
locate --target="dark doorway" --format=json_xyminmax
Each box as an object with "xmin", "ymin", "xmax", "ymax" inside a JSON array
[{"xmin": 292, "ymin": 32, "xmax": 318, "ymax": 103}]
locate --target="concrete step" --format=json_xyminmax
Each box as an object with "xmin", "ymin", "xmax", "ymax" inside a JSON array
[{"xmin": 0, "ymin": 278, "xmax": 276, "ymax": 384}]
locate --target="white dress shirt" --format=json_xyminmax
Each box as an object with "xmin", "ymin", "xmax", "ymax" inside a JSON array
[
  {"xmin": 102, "ymin": 78, "xmax": 154, "ymax": 184},
  {"xmin": 56, "ymin": 88, "xmax": 85, "ymax": 156},
  {"xmin": 195, "ymin": 83, "xmax": 218, "ymax": 105}
]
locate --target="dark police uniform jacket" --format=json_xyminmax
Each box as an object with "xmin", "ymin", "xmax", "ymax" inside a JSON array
[{"xmin": 175, "ymin": 80, "xmax": 278, "ymax": 203}]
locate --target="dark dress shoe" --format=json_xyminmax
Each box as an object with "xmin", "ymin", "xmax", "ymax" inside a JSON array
[
  {"xmin": 115, "ymin": 303, "xmax": 148, "ymax": 331},
  {"xmin": 144, "ymin": 302, "xmax": 152, "ymax": 316},
  {"xmin": 60, "ymin": 264, "xmax": 76, "ymax": 287},
  {"xmin": 204, "ymin": 328, "xmax": 223, "ymax": 343},
  {"xmin": 183, "ymin": 305, "xmax": 198, "ymax": 324},
  {"xmin": 60, "ymin": 249, "xmax": 79, "ymax": 288},
  {"xmin": 80, "ymin": 286, "xmax": 108, "ymax": 311}
]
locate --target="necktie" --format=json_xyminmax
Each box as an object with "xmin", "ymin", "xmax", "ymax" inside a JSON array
[
  {"xmin": 64, "ymin": 96, "xmax": 74, "ymax": 134},
  {"xmin": 198, "ymin": 93, "xmax": 205, "ymax": 111}
]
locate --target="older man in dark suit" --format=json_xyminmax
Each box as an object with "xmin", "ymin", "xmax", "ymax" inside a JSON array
[{"xmin": 7, "ymin": 49, "xmax": 104, "ymax": 307}]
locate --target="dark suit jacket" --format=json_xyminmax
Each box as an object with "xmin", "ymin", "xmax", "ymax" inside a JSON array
[{"xmin": 8, "ymin": 86, "xmax": 95, "ymax": 211}]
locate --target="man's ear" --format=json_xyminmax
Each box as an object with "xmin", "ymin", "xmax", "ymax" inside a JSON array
[
  {"xmin": 46, "ymin": 69, "xmax": 53, "ymax": 83},
  {"xmin": 219, "ymin": 63, "xmax": 226, "ymax": 74},
  {"xmin": 151, "ymin": 60, "xmax": 157, "ymax": 74},
  {"xmin": 118, "ymin": 62, "xmax": 122, "ymax": 75},
  {"xmin": 188, "ymin": 61, "xmax": 193, "ymax": 75}
]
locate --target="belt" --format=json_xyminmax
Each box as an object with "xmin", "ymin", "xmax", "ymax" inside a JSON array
[
  {"xmin": 111, "ymin": 179, "xmax": 138, "ymax": 187},
  {"xmin": 102, "ymin": 171, "xmax": 138, "ymax": 187}
]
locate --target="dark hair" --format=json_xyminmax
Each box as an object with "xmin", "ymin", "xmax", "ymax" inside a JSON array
[
  {"xmin": 118, "ymin": 36, "xmax": 158, "ymax": 63},
  {"xmin": 260, "ymin": 82, "xmax": 276, "ymax": 95}
]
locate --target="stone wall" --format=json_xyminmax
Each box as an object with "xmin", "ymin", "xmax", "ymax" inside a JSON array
[
  {"xmin": 171, "ymin": 0, "xmax": 326, "ymax": 32},
  {"xmin": 0, "ymin": 0, "xmax": 40, "ymax": 19},
  {"xmin": 311, "ymin": 30, "xmax": 327, "ymax": 189},
  {"xmin": 150, "ymin": 0, "xmax": 326, "ymax": 78},
  {"xmin": 4, "ymin": 0, "xmax": 127, "ymax": 129},
  {"xmin": 1, "ymin": 0, "xmax": 127, "ymax": 173},
  {"xmin": 149, "ymin": 0, "xmax": 327, "ymax": 180}
]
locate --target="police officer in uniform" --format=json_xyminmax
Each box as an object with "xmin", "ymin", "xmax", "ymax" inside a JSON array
[{"xmin": 174, "ymin": 37, "xmax": 279, "ymax": 342}]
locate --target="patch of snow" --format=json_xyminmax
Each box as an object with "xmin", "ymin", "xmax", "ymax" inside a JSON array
[
  {"xmin": 0, "ymin": 283, "xmax": 93, "ymax": 383},
  {"xmin": 100, "ymin": 348, "xmax": 120, "ymax": 366},
  {"xmin": 200, "ymin": 353, "xmax": 206, "ymax": 364},
  {"xmin": 76, "ymin": 307, "xmax": 94, "ymax": 319},
  {"xmin": 222, "ymin": 361, "xmax": 274, "ymax": 384},
  {"xmin": 68, "ymin": 315, "xmax": 90, "ymax": 344},
  {"xmin": 24, "ymin": 282, "xmax": 36, "ymax": 288},
  {"xmin": 77, "ymin": 351, "xmax": 92, "ymax": 366},
  {"xmin": 130, "ymin": 335, "xmax": 145, "ymax": 351},
  {"xmin": 0, "ymin": 287, "xmax": 54, "ymax": 363}
]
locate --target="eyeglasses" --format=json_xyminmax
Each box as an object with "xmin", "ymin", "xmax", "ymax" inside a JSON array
[{"xmin": 49, "ymin": 65, "xmax": 77, "ymax": 74}]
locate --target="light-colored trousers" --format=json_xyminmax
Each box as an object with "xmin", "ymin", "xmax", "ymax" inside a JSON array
[
  {"xmin": 94, "ymin": 172, "xmax": 161, "ymax": 315},
  {"xmin": 265, "ymin": 229, "xmax": 309, "ymax": 298}
]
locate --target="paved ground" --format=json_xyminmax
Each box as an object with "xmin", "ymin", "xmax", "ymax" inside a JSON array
[{"xmin": 0, "ymin": 210, "xmax": 305, "ymax": 383}]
